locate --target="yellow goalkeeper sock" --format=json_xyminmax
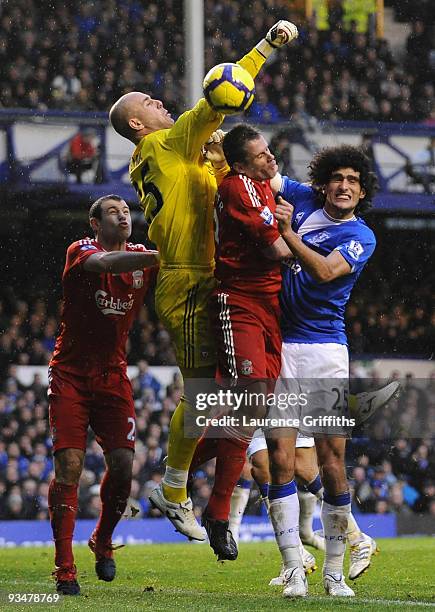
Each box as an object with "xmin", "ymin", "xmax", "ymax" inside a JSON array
[{"xmin": 162, "ymin": 396, "xmax": 199, "ymax": 503}]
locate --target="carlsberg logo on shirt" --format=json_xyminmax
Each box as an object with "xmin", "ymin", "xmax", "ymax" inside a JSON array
[{"xmin": 95, "ymin": 290, "xmax": 134, "ymax": 315}]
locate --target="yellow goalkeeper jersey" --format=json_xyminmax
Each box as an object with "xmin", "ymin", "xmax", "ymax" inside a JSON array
[{"xmin": 129, "ymin": 47, "xmax": 267, "ymax": 270}]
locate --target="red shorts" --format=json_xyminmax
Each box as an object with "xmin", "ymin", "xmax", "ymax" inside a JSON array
[
  {"xmin": 48, "ymin": 367, "xmax": 136, "ymax": 454},
  {"xmin": 212, "ymin": 290, "xmax": 281, "ymax": 391}
]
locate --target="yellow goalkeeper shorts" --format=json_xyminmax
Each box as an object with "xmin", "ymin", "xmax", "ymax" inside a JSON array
[{"xmin": 155, "ymin": 268, "xmax": 217, "ymax": 370}]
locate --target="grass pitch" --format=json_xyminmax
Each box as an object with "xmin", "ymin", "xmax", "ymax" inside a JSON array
[{"xmin": 1, "ymin": 538, "xmax": 434, "ymax": 611}]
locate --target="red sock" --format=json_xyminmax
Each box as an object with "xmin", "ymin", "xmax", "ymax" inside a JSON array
[
  {"xmin": 48, "ymin": 479, "xmax": 78, "ymax": 569},
  {"xmin": 205, "ymin": 437, "xmax": 249, "ymax": 521},
  {"xmin": 189, "ymin": 436, "xmax": 219, "ymax": 477},
  {"xmin": 94, "ymin": 471, "xmax": 130, "ymax": 543}
]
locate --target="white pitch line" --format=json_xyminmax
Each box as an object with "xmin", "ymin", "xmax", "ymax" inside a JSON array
[
  {"xmin": 313, "ymin": 597, "xmax": 435, "ymax": 608},
  {"xmin": 360, "ymin": 599, "xmax": 435, "ymax": 608}
]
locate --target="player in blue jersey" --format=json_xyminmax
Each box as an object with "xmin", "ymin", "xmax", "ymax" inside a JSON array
[{"xmin": 271, "ymin": 144, "xmax": 380, "ymax": 597}]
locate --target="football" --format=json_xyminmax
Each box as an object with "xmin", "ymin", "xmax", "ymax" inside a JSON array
[{"xmin": 203, "ymin": 62, "xmax": 255, "ymax": 115}]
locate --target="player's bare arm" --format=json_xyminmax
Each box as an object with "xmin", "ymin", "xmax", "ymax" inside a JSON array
[
  {"xmin": 262, "ymin": 237, "xmax": 293, "ymax": 261},
  {"xmin": 174, "ymin": 20, "xmax": 299, "ymax": 160},
  {"xmin": 275, "ymin": 198, "xmax": 351, "ymax": 283},
  {"xmin": 83, "ymin": 250, "xmax": 159, "ymax": 274}
]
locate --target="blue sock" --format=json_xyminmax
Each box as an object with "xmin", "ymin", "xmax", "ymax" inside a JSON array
[
  {"xmin": 307, "ymin": 474, "xmax": 323, "ymax": 496},
  {"xmin": 237, "ymin": 477, "xmax": 252, "ymax": 490},
  {"xmin": 323, "ymin": 491, "xmax": 351, "ymax": 506},
  {"xmin": 268, "ymin": 480, "xmax": 297, "ymax": 500}
]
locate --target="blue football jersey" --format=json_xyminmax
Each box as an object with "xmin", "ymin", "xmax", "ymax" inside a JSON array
[{"xmin": 279, "ymin": 177, "xmax": 376, "ymax": 345}]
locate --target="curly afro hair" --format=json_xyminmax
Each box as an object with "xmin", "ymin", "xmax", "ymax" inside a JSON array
[{"xmin": 308, "ymin": 144, "xmax": 379, "ymax": 215}]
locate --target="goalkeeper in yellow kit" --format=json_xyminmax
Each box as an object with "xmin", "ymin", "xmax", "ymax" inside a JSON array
[{"xmin": 109, "ymin": 20, "xmax": 299, "ymax": 541}]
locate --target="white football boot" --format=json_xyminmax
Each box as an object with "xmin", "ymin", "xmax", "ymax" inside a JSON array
[
  {"xmin": 353, "ymin": 381, "xmax": 401, "ymax": 425},
  {"xmin": 282, "ymin": 567, "xmax": 308, "ymax": 598},
  {"xmin": 269, "ymin": 564, "xmax": 285, "ymax": 586},
  {"xmin": 269, "ymin": 544, "xmax": 316, "ymax": 586},
  {"xmin": 149, "ymin": 484, "xmax": 205, "ymax": 541},
  {"xmin": 324, "ymin": 573, "xmax": 355, "ymax": 597},
  {"xmin": 300, "ymin": 542, "xmax": 317, "ymax": 574},
  {"xmin": 349, "ymin": 534, "xmax": 379, "ymax": 580}
]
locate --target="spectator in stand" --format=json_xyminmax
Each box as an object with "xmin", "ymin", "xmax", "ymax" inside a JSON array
[
  {"xmin": 269, "ymin": 130, "xmax": 296, "ymax": 178},
  {"xmin": 27, "ymin": 373, "xmax": 46, "ymax": 403},
  {"xmin": 414, "ymin": 480, "xmax": 435, "ymax": 513},
  {"xmin": 360, "ymin": 133, "xmax": 377, "ymax": 174},
  {"xmin": 405, "ymin": 137, "xmax": 435, "ymax": 194},
  {"xmin": 28, "ymin": 339, "xmax": 51, "ymax": 365},
  {"xmin": 381, "ymin": 460, "xmax": 398, "ymax": 487},
  {"xmin": 132, "ymin": 360, "xmax": 161, "ymax": 399},
  {"xmin": 65, "ymin": 129, "xmax": 100, "ymax": 184},
  {"xmin": 374, "ymin": 499, "xmax": 389, "ymax": 514},
  {"xmin": 348, "ymin": 320, "xmax": 366, "ymax": 354},
  {"xmin": 388, "ymin": 483, "xmax": 413, "ymax": 515},
  {"xmin": 4, "ymin": 491, "xmax": 28, "ymax": 520},
  {"xmin": 51, "ymin": 64, "xmax": 81, "ymax": 104},
  {"xmin": 351, "ymin": 466, "xmax": 375, "ymax": 512},
  {"xmin": 0, "ymin": 1, "xmax": 433, "ymax": 123},
  {"xmin": 423, "ymin": 104, "xmax": 435, "ymax": 126},
  {"xmin": 247, "ymin": 83, "xmax": 281, "ymax": 123},
  {"xmin": 406, "ymin": 21, "xmax": 432, "ymax": 80}
]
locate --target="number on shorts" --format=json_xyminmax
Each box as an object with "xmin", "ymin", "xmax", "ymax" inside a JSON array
[
  {"xmin": 331, "ymin": 386, "xmax": 349, "ymax": 412},
  {"xmin": 127, "ymin": 417, "xmax": 136, "ymax": 441}
]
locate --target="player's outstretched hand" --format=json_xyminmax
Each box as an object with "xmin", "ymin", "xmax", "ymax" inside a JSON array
[
  {"xmin": 275, "ymin": 196, "xmax": 294, "ymax": 234},
  {"xmin": 266, "ymin": 20, "xmax": 298, "ymax": 48},
  {"xmin": 203, "ymin": 129, "xmax": 226, "ymax": 164}
]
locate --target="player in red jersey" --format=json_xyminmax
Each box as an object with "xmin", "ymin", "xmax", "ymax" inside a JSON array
[
  {"xmin": 48, "ymin": 195, "xmax": 158, "ymax": 595},
  {"xmin": 189, "ymin": 125, "xmax": 292, "ymax": 560}
]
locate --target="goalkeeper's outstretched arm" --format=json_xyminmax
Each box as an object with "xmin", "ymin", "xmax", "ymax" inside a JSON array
[
  {"xmin": 238, "ymin": 20, "xmax": 299, "ymax": 80},
  {"xmin": 168, "ymin": 20, "xmax": 299, "ymax": 160}
]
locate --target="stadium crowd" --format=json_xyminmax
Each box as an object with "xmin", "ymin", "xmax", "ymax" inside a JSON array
[
  {"xmin": 1, "ymin": 229, "xmax": 432, "ymax": 375},
  {"xmin": 0, "ymin": 0, "xmax": 434, "ymax": 124},
  {"xmin": 0, "ymin": 360, "xmax": 434, "ymax": 521}
]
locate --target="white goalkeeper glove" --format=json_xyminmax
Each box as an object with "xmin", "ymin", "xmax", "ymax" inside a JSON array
[
  {"xmin": 203, "ymin": 129, "xmax": 227, "ymax": 165},
  {"xmin": 256, "ymin": 20, "xmax": 298, "ymax": 58},
  {"xmin": 266, "ymin": 20, "xmax": 298, "ymax": 48}
]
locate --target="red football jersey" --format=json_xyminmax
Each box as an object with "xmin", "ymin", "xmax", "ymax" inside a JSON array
[
  {"xmin": 214, "ymin": 172, "xmax": 281, "ymax": 295},
  {"xmin": 50, "ymin": 238, "xmax": 158, "ymax": 375}
]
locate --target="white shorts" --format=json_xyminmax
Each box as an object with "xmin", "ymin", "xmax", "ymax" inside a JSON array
[
  {"xmin": 246, "ymin": 428, "xmax": 314, "ymax": 460},
  {"xmin": 280, "ymin": 342, "xmax": 349, "ymax": 379},
  {"xmin": 270, "ymin": 342, "xmax": 351, "ymax": 437}
]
